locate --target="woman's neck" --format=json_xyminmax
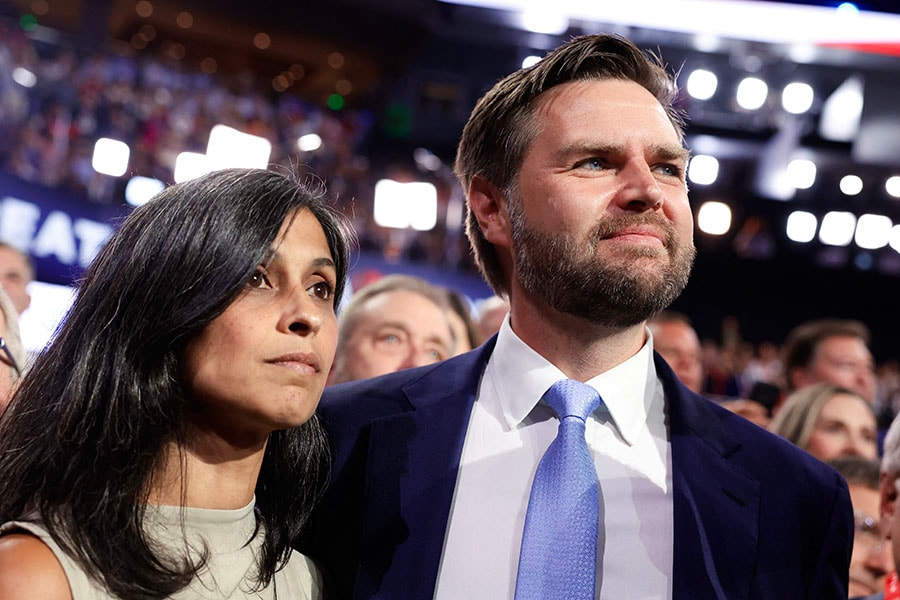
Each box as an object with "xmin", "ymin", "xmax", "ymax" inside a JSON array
[{"xmin": 148, "ymin": 432, "xmax": 267, "ymax": 509}]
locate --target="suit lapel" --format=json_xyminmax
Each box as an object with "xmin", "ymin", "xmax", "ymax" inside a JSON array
[
  {"xmin": 354, "ymin": 339, "xmax": 496, "ymax": 599},
  {"xmin": 660, "ymin": 355, "xmax": 760, "ymax": 600}
]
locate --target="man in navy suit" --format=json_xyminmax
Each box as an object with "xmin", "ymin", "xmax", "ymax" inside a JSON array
[{"xmin": 303, "ymin": 33, "xmax": 853, "ymax": 599}]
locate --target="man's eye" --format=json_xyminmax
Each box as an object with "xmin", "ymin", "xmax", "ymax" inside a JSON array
[
  {"xmin": 657, "ymin": 164, "xmax": 684, "ymax": 177},
  {"xmin": 576, "ymin": 158, "xmax": 604, "ymax": 171}
]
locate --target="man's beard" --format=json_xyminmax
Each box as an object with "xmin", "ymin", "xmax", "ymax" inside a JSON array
[{"xmin": 510, "ymin": 207, "xmax": 696, "ymax": 328}]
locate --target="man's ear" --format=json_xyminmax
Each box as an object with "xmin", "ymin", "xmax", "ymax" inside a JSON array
[
  {"xmin": 788, "ymin": 366, "xmax": 809, "ymax": 392},
  {"xmin": 881, "ymin": 471, "xmax": 897, "ymax": 527},
  {"xmin": 468, "ymin": 175, "xmax": 512, "ymax": 249}
]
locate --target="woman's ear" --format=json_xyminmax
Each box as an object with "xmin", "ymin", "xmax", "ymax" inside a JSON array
[{"xmin": 468, "ymin": 175, "xmax": 512, "ymax": 249}]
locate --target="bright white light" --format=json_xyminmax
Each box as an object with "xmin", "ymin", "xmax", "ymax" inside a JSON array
[
  {"xmin": 787, "ymin": 159, "xmax": 816, "ymax": 189},
  {"xmin": 520, "ymin": 5, "xmax": 568, "ymax": 34},
  {"xmin": 736, "ymin": 77, "xmax": 768, "ymax": 110},
  {"xmin": 206, "ymin": 125, "xmax": 272, "ymax": 170},
  {"xmin": 840, "ymin": 175, "xmax": 863, "ymax": 196},
  {"xmin": 173, "ymin": 151, "xmax": 210, "ymax": 183},
  {"xmin": 687, "ymin": 154, "xmax": 719, "ymax": 185},
  {"xmin": 819, "ymin": 75, "xmax": 863, "ymax": 142},
  {"xmin": 296, "ymin": 133, "xmax": 322, "ymax": 152},
  {"xmin": 836, "ymin": 2, "xmax": 859, "ymax": 16},
  {"xmin": 686, "ymin": 69, "xmax": 718, "ymax": 100},
  {"xmin": 373, "ymin": 179, "xmax": 438, "ymax": 231},
  {"xmin": 854, "ymin": 213, "xmax": 892, "ymax": 249},
  {"xmin": 19, "ymin": 281, "xmax": 76, "ymax": 353},
  {"xmin": 887, "ymin": 176, "xmax": 900, "ymax": 198},
  {"xmin": 125, "ymin": 176, "xmax": 165, "ymax": 207},
  {"xmin": 693, "ymin": 33, "xmax": 721, "ymax": 53},
  {"xmin": 697, "ymin": 201, "xmax": 731, "ymax": 235},
  {"xmin": 413, "ymin": 147, "xmax": 442, "ymax": 172},
  {"xmin": 890, "ymin": 225, "xmax": 900, "ymax": 253},
  {"xmin": 818, "ymin": 211, "xmax": 857, "ymax": 246},
  {"xmin": 91, "ymin": 138, "xmax": 130, "ymax": 177},
  {"xmin": 437, "ymin": 0, "xmax": 900, "ymax": 47},
  {"xmin": 521, "ymin": 55, "xmax": 542, "ymax": 69},
  {"xmin": 12, "ymin": 67, "xmax": 36, "ymax": 88},
  {"xmin": 787, "ymin": 43, "xmax": 817, "ymax": 63},
  {"xmin": 786, "ymin": 211, "xmax": 818, "ymax": 243},
  {"xmin": 782, "ymin": 82, "xmax": 814, "ymax": 114}
]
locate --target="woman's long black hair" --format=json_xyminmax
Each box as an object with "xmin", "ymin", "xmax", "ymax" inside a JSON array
[{"xmin": 0, "ymin": 168, "xmax": 352, "ymax": 598}]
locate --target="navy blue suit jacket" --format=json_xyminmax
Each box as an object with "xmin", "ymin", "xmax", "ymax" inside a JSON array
[{"xmin": 303, "ymin": 337, "xmax": 853, "ymax": 599}]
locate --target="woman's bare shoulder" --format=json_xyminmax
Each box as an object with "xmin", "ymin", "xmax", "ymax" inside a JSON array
[{"xmin": 0, "ymin": 533, "xmax": 72, "ymax": 599}]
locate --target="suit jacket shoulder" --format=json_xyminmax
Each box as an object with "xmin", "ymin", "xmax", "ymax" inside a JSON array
[
  {"xmin": 303, "ymin": 340, "xmax": 496, "ymax": 599},
  {"xmin": 659, "ymin": 354, "xmax": 853, "ymax": 600}
]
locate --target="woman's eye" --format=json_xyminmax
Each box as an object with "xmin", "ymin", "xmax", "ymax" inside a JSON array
[
  {"xmin": 309, "ymin": 281, "xmax": 333, "ymax": 301},
  {"xmin": 247, "ymin": 268, "xmax": 271, "ymax": 289}
]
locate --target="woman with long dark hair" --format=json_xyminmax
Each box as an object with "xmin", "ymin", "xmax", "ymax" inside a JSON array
[{"xmin": 0, "ymin": 168, "xmax": 352, "ymax": 599}]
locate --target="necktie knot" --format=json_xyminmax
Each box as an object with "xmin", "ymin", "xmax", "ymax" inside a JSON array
[
  {"xmin": 542, "ymin": 379, "xmax": 602, "ymax": 422},
  {"xmin": 515, "ymin": 378, "xmax": 603, "ymax": 600}
]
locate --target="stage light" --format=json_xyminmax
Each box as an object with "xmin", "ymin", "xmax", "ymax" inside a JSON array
[
  {"xmin": 173, "ymin": 151, "xmax": 209, "ymax": 183},
  {"xmin": 782, "ymin": 82, "xmax": 814, "ymax": 114},
  {"xmin": 125, "ymin": 176, "xmax": 165, "ymax": 207},
  {"xmin": 854, "ymin": 213, "xmax": 892, "ymax": 249},
  {"xmin": 890, "ymin": 225, "xmax": 900, "ymax": 253},
  {"xmin": 373, "ymin": 179, "xmax": 438, "ymax": 231},
  {"xmin": 206, "ymin": 125, "xmax": 271, "ymax": 170},
  {"xmin": 787, "ymin": 159, "xmax": 816, "ymax": 189},
  {"xmin": 297, "ymin": 133, "xmax": 322, "ymax": 152},
  {"xmin": 12, "ymin": 67, "xmax": 36, "ymax": 88},
  {"xmin": 819, "ymin": 75, "xmax": 863, "ymax": 142},
  {"xmin": 818, "ymin": 211, "xmax": 856, "ymax": 246},
  {"xmin": 522, "ymin": 55, "xmax": 541, "ymax": 68},
  {"xmin": 786, "ymin": 211, "xmax": 817, "ymax": 243},
  {"xmin": 520, "ymin": 5, "xmax": 568, "ymax": 34},
  {"xmin": 697, "ymin": 201, "xmax": 731, "ymax": 235},
  {"xmin": 686, "ymin": 69, "xmax": 717, "ymax": 100},
  {"xmin": 840, "ymin": 175, "xmax": 863, "ymax": 196},
  {"xmin": 887, "ymin": 176, "xmax": 900, "ymax": 198},
  {"xmin": 687, "ymin": 154, "xmax": 719, "ymax": 185},
  {"xmin": 91, "ymin": 138, "xmax": 130, "ymax": 177},
  {"xmin": 736, "ymin": 77, "xmax": 768, "ymax": 110}
]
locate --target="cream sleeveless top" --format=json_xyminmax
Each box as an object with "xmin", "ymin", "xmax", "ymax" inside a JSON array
[{"xmin": 0, "ymin": 498, "xmax": 322, "ymax": 599}]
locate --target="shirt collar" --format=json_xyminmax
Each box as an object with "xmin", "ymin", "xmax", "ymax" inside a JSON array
[{"xmin": 490, "ymin": 316, "xmax": 657, "ymax": 446}]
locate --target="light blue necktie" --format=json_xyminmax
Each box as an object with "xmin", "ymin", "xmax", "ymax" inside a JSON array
[{"xmin": 514, "ymin": 379, "xmax": 603, "ymax": 600}]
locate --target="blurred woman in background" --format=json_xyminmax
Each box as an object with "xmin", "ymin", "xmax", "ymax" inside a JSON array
[{"xmin": 769, "ymin": 381, "xmax": 878, "ymax": 462}]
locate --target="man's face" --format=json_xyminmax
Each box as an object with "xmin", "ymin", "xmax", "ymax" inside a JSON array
[
  {"xmin": 795, "ymin": 335, "xmax": 877, "ymax": 404},
  {"xmin": 505, "ymin": 80, "xmax": 695, "ymax": 327},
  {"xmin": 848, "ymin": 482, "xmax": 892, "ymax": 597},
  {"xmin": 330, "ymin": 289, "xmax": 455, "ymax": 384},
  {"xmin": 650, "ymin": 320, "xmax": 704, "ymax": 393},
  {"xmin": 0, "ymin": 247, "xmax": 32, "ymax": 314}
]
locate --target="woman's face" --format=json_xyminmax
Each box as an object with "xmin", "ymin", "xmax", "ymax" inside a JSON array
[
  {"xmin": 183, "ymin": 209, "xmax": 339, "ymax": 443},
  {"xmin": 806, "ymin": 393, "xmax": 878, "ymax": 462}
]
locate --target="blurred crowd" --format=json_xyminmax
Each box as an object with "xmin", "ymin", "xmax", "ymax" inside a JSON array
[{"xmin": 0, "ymin": 17, "xmax": 374, "ymax": 205}]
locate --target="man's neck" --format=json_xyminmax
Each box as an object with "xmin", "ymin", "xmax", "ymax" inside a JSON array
[{"xmin": 508, "ymin": 298, "xmax": 647, "ymax": 382}]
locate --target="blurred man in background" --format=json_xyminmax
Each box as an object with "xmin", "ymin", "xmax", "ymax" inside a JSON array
[{"xmin": 328, "ymin": 274, "xmax": 456, "ymax": 384}]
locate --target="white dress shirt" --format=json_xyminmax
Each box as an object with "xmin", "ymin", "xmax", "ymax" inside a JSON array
[{"xmin": 434, "ymin": 316, "xmax": 673, "ymax": 600}]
